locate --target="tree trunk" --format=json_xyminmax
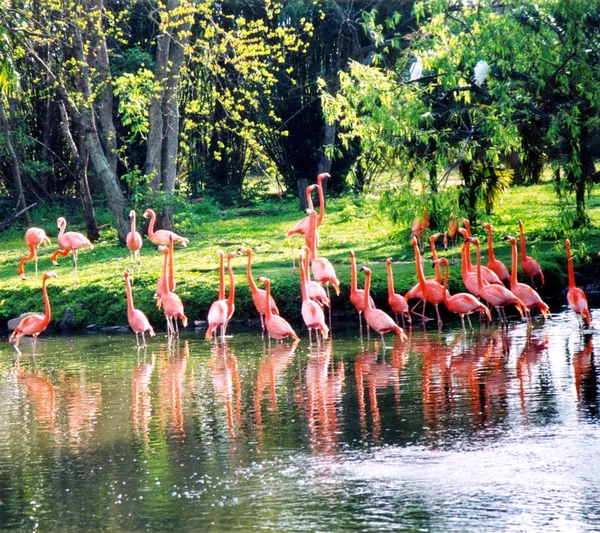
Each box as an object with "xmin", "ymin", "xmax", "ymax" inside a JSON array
[
  {"xmin": 459, "ymin": 160, "xmax": 478, "ymax": 223},
  {"xmin": 0, "ymin": 99, "xmax": 30, "ymax": 224},
  {"xmin": 297, "ymin": 178, "xmax": 309, "ymax": 211}
]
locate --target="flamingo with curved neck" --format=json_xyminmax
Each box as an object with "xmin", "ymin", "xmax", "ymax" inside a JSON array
[
  {"xmin": 565, "ymin": 239, "xmax": 591, "ymax": 327},
  {"xmin": 386, "ymin": 258, "xmax": 410, "ymax": 328},
  {"xmin": 518, "ymin": 220, "xmax": 544, "ymax": 288},
  {"xmin": 18, "ymin": 228, "xmax": 51, "ymax": 280},
  {"xmin": 205, "ymin": 251, "xmax": 240, "ymax": 341},
  {"xmin": 411, "ymin": 236, "xmax": 446, "ymax": 325},
  {"xmin": 299, "ymin": 250, "xmax": 329, "ymax": 343},
  {"xmin": 51, "ymin": 217, "xmax": 94, "ymax": 281},
  {"xmin": 350, "ymin": 250, "xmax": 375, "ymax": 332},
  {"xmin": 126, "ymin": 210, "xmax": 143, "ymax": 274},
  {"xmin": 160, "ymin": 237, "xmax": 187, "ymax": 336},
  {"xmin": 482, "ymin": 222, "xmax": 509, "ymax": 284},
  {"xmin": 124, "ymin": 269, "xmax": 155, "ymax": 347},
  {"xmin": 259, "ymin": 277, "xmax": 299, "ymax": 342},
  {"xmin": 143, "ymin": 208, "xmax": 189, "ymax": 247}
]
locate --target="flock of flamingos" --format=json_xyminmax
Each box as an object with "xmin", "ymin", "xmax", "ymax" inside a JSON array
[{"xmin": 8, "ymin": 173, "xmax": 593, "ymax": 352}]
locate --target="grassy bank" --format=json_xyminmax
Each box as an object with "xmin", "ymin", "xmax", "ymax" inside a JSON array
[{"xmin": 1, "ymin": 184, "xmax": 600, "ymax": 332}]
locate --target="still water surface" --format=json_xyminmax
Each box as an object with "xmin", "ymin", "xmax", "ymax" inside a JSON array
[{"xmin": 0, "ymin": 310, "xmax": 599, "ymax": 531}]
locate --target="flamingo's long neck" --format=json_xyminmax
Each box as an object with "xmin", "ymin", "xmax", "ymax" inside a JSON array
[
  {"xmin": 306, "ymin": 188, "xmax": 314, "ymax": 211},
  {"xmin": 464, "ymin": 239, "xmax": 473, "ymax": 270},
  {"xmin": 460, "ymin": 242, "xmax": 469, "ymax": 282},
  {"xmin": 299, "ymin": 255, "xmax": 309, "ymax": 302},
  {"xmin": 169, "ymin": 237, "xmax": 175, "ymax": 292},
  {"xmin": 510, "ymin": 240, "xmax": 518, "ymax": 288},
  {"xmin": 441, "ymin": 259, "xmax": 449, "ymax": 300},
  {"xmin": 226, "ymin": 255, "xmax": 235, "ymax": 310},
  {"xmin": 430, "ymin": 240, "xmax": 441, "ymax": 283},
  {"xmin": 264, "ymin": 281, "xmax": 272, "ymax": 320},
  {"xmin": 42, "ymin": 277, "xmax": 51, "ymax": 325},
  {"xmin": 309, "ymin": 210, "xmax": 319, "ymax": 259},
  {"xmin": 147, "ymin": 211, "xmax": 156, "ymax": 240},
  {"xmin": 18, "ymin": 244, "xmax": 36, "ymax": 275},
  {"xmin": 244, "ymin": 252, "xmax": 259, "ymax": 294},
  {"xmin": 130, "ymin": 212, "xmax": 136, "ymax": 234},
  {"xmin": 487, "ymin": 227, "xmax": 496, "ymax": 261},
  {"xmin": 351, "ymin": 254, "xmax": 358, "ymax": 293},
  {"xmin": 162, "ymin": 251, "xmax": 170, "ymax": 295},
  {"xmin": 519, "ymin": 225, "xmax": 527, "ymax": 261},
  {"xmin": 386, "ymin": 261, "xmax": 395, "ymax": 299},
  {"xmin": 218, "ymin": 253, "xmax": 225, "ymax": 300},
  {"xmin": 125, "ymin": 276, "xmax": 135, "ymax": 315},
  {"xmin": 413, "ymin": 241, "xmax": 427, "ymax": 290},
  {"xmin": 566, "ymin": 245, "xmax": 576, "ymax": 289},
  {"xmin": 363, "ymin": 270, "xmax": 372, "ymax": 316},
  {"xmin": 57, "ymin": 220, "xmax": 66, "ymax": 247},
  {"xmin": 317, "ymin": 179, "xmax": 326, "ymax": 226},
  {"xmin": 475, "ymin": 242, "xmax": 483, "ymax": 290}
]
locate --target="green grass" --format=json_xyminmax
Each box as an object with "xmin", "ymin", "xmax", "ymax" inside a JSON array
[{"xmin": 1, "ymin": 183, "xmax": 599, "ymax": 331}]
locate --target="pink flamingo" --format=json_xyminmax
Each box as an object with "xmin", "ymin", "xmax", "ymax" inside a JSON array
[
  {"xmin": 155, "ymin": 236, "xmax": 176, "ymax": 309},
  {"xmin": 307, "ymin": 208, "xmax": 339, "ymax": 328},
  {"xmin": 205, "ymin": 251, "xmax": 238, "ymax": 342},
  {"xmin": 459, "ymin": 236, "xmax": 485, "ymax": 298},
  {"xmin": 50, "ymin": 217, "xmax": 94, "ymax": 281},
  {"xmin": 565, "ymin": 239, "xmax": 591, "ymax": 327},
  {"xmin": 471, "ymin": 237, "xmax": 525, "ymax": 324},
  {"xmin": 435, "ymin": 257, "xmax": 491, "ymax": 330},
  {"xmin": 259, "ymin": 277, "xmax": 299, "ymax": 342},
  {"xmin": 482, "ymin": 222, "xmax": 510, "ymax": 284},
  {"xmin": 349, "ymin": 250, "xmax": 374, "ymax": 332},
  {"xmin": 124, "ymin": 269, "xmax": 155, "ymax": 348},
  {"xmin": 9, "ymin": 272, "xmax": 58, "ymax": 353},
  {"xmin": 411, "ymin": 236, "xmax": 447, "ymax": 325},
  {"xmin": 238, "ymin": 247, "xmax": 279, "ymax": 331},
  {"xmin": 301, "ymin": 246, "xmax": 330, "ymax": 308},
  {"xmin": 505, "ymin": 236, "xmax": 551, "ymax": 323},
  {"xmin": 518, "ymin": 220, "xmax": 544, "ymax": 288},
  {"xmin": 360, "ymin": 266, "xmax": 407, "ymax": 348},
  {"xmin": 18, "ymin": 227, "xmax": 51, "ymax": 280},
  {"xmin": 460, "ymin": 221, "xmax": 503, "ymax": 285},
  {"xmin": 299, "ymin": 250, "xmax": 329, "ymax": 343},
  {"xmin": 161, "ymin": 237, "xmax": 187, "ymax": 336},
  {"xmin": 386, "ymin": 258, "xmax": 410, "ymax": 327},
  {"xmin": 143, "ymin": 208, "xmax": 189, "ymax": 247},
  {"xmin": 126, "ymin": 210, "xmax": 143, "ymax": 274}
]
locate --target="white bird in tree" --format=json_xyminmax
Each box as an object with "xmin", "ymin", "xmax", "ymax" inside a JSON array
[
  {"xmin": 474, "ymin": 60, "xmax": 489, "ymax": 87},
  {"xmin": 410, "ymin": 57, "xmax": 423, "ymax": 81}
]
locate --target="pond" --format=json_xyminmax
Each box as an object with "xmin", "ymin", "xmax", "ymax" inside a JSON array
[{"xmin": 0, "ymin": 310, "xmax": 599, "ymax": 531}]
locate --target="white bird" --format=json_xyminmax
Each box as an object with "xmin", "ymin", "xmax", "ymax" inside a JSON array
[
  {"xmin": 474, "ymin": 60, "xmax": 489, "ymax": 87},
  {"xmin": 410, "ymin": 57, "xmax": 423, "ymax": 81}
]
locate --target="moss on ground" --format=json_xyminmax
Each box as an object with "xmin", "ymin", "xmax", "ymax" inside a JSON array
[{"xmin": 1, "ymin": 183, "xmax": 600, "ymax": 331}]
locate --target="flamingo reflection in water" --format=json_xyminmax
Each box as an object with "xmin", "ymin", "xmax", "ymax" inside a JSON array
[
  {"xmin": 516, "ymin": 329, "xmax": 549, "ymax": 420},
  {"xmin": 304, "ymin": 341, "xmax": 344, "ymax": 454},
  {"xmin": 254, "ymin": 339, "xmax": 298, "ymax": 429},
  {"xmin": 571, "ymin": 336, "xmax": 597, "ymax": 414},
  {"xmin": 132, "ymin": 352, "xmax": 156, "ymax": 447},
  {"xmin": 210, "ymin": 341, "xmax": 242, "ymax": 440},
  {"xmin": 355, "ymin": 342, "xmax": 402, "ymax": 443},
  {"xmin": 158, "ymin": 340, "xmax": 189, "ymax": 440},
  {"xmin": 14, "ymin": 361, "xmax": 56, "ymax": 432}
]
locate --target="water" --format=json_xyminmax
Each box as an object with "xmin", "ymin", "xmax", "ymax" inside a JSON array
[{"xmin": 1, "ymin": 310, "xmax": 599, "ymax": 531}]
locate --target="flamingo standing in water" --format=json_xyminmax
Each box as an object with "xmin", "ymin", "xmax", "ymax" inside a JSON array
[
  {"xmin": 482, "ymin": 222, "xmax": 510, "ymax": 284},
  {"xmin": 9, "ymin": 272, "xmax": 58, "ymax": 353},
  {"xmin": 386, "ymin": 258, "xmax": 410, "ymax": 328},
  {"xmin": 18, "ymin": 227, "xmax": 51, "ymax": 280},
  {"xmin": 435, "ymin": 257, "xmax": 491, "ymax": 330},
  {"xmin": 505, "ymin": 236, "xmax": 550, "ymax": 323},
  {"xmin": 206, "ymin": 251, "xmax": 240, "ymax": 342},
  {"xmin": 126, "ymin": 210, "xmax": 143, "ymax": 275},
  {"xmin": 350, "ymin": 250, "xmax": 375, "ymax": 333},
  {"xmin": 50, "ymin": 217, "xmax": 94, "ymax": 281},
  {"xmin": 518, "ymin": 220, "xmax": 544, "ymax": 288},
  {"xmin": 160, "ymin": 237, "xmax": 187, "ymax": 336},
  {"xmin": 124, "ymin": 269, "xmax": 155, "ymax": 348},
  {"xmin": 238, "ymin": 247, "xmax": 279, "ymax": 332},
  {"xmin": 307, "ymin": 208, "xmax": 340, "ymax": 328},
  {"xmin": 411, "ymin": 236, "xmax": 447, "ymax": 325},
  {"xmin": 301, "ymin": 246, "xmax": 330, "ymax": 308},
  {"xmin": 143, "ymin": 208, "xmax": 189, "ymax": 247},
  {"xmin": 471, "ymin": 237, "xmax": 525, "ymax": 324},
  {"xmin": 155, "ymin": 236, "xmax": 176, "ymax": 309},
  {"xmin": 259, "ymin": 277, "xmax": 299, "ymax": 342},
  {"xmin": 360, "ymin": 266, "xmax": 407, "ymax": 348},
  {"xmin": 565, "ymin": 239, "xmax": 591, "ymax": 327},
  {"xmin": 299, "ymin": 250, "xmax": 329, "ymax": 343}
]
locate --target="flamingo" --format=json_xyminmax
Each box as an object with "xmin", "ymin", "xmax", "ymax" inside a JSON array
[
  {"xmin": 405, "ymin": 232, "xmax": 443, "ymax": 319},
  {"xmin": 360, "ymin": 266, "xmax": 407, "ymax": 348},
  {"xmin": 238, "ymin": 247, "xmax": 279, "ymax": 331},
  {"xmin": 18, "ymin": 227, "xmax": 51, "ymax": 280},
  {"xmin": 565, "ymin": 239, "xmax": 591, "ymax": 327},
  {"xmin": 458, "ymin": 225, "xmax": 503, "ymax": 285},
  {"xmin": 143, "ymin": 208, "xmax": 189, "ymax": 247},
  {"xmin": 410, "ymin": 207, "xmax": 429, "ymax": 252},
  {"xmin": 259, "ymin": 277, "xmax": 299, "ymax": 342},
  {"xmin": 386, "ymin": 258, "xmax": 410, "ymax": 327},
  {"xmin": 471, "ymin": 237, "xmax": 525, "ymax": 324},
  {"xmin": 505, "ymin": 236, "xmax": 551, "ymax": 323},
  {"xmin": 161, "ymin": 237, "xmax": 187, "ymax": 336},
  {"xmin": 307, "ymin": 208, "xmax": 340, "ymax": 327},
  {"xmin": 155, "ymin": 236, "xmax": 176, "ymax": 309},
  {"xmin": 435, "ymin": 257, "xmax": 491, "ymax": 330},
  {"xmin": 285, "ymin": 173, "xmax": 329, "ymax": 272},
  {"xmin": 9, "ymin": 272, "xmax": 58, "ymax": 354},
  {"xmin": 518, "ymin": 220, "xmax": 544, "ymax": 288},
  {"xmin": 350, "ymin": 250, "xmax": 375, "ymax": 332},
  {"xmin": 411, "ymin": 236, "xmax": 447, "ymax": 324},
  {"xmin": 482, "ymin": 222, "xmax": 510, "ymax": 284},
  {"xmin": 301, "ymin": 246, "xmax": 330, "ymax": 308},
  {"xmin": 126, "ymin": 210, "xmax": 143, "ymax": 275},
  {"xmin": 205, "ymin": 251, "xmax": 240, "ymax": 342},
  {"xmin": 124, "ymin": 269, "xmax": 155, "ymax": 348},
  {"xmin": 50, "ymin": 217, "xmax": 94, "ymax": 281},
  {"xmin": 299, "ymin": 250, "xmax": 329, "ymax": 343},
  {"xmin": 459, "ymin": 236, "xmax": 486, "ymax": 298}
]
